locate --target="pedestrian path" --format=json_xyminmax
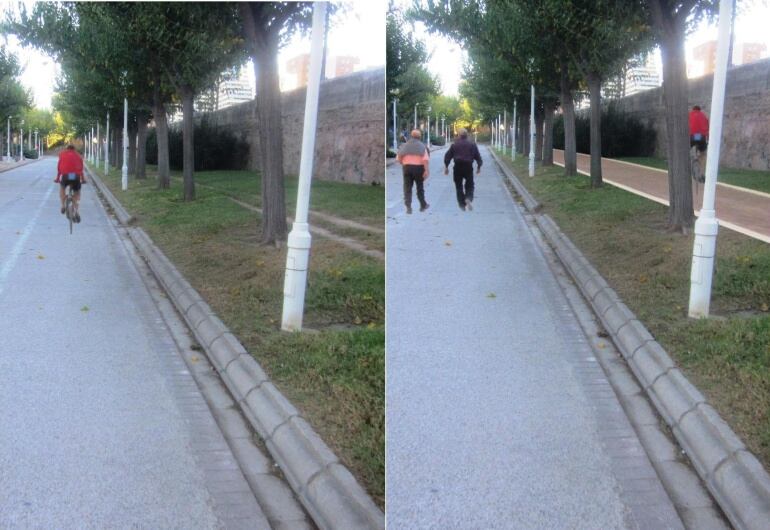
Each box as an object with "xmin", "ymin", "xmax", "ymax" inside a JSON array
[
  {"xmin": 0, "ymin": 160, "xmax": 272, "ymax": 528},
  {"xmin": 386, "ymin": 146, "xmax": 683, "ymax": 528},
  {"xmin": 553, "ymin": 149, "xmax": 770, "ymax": 244}
]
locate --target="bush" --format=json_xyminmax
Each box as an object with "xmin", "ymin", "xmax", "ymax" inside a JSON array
[
  {"xmin": 386, "ymin": 148, "xmax": 396, "ymax": 158},
  {"xmin": 429, "ymin": 135, "xmax": 446, "ymax": 146},
  {"xmin": 146, "ymin": 116, "xmax": 250, "ymax": 171},
  {"xmin": 553, "ymin": 103, "xmax": 656, "ymax": 158},
  {"xmin": 475, "ymin": 132, "xmax": 491, "ymax": 143},
  {"xmin": 23, "ymin": 148, "xmax": 38, "ymax": 159}
]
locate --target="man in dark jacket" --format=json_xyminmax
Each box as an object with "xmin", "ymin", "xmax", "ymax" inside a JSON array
[{"xmin": 444, "ymin": 128, "xmax": 482, "ymax": 211}]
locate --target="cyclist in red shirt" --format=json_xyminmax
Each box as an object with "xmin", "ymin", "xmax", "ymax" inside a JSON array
[
  {"xmin": 56, "ymin": 144, "xmax": 86, "ymax": 222},
  {"xmin": 689, "ymin": 105, "xmax": 709, "ymax": 182}
]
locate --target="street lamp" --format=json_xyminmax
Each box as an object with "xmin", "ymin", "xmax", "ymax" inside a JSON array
[
  {"xmin": 34, "ymin": 129, "xmax": 38, "ymax": 158},
  {"xmin": 688, "ymin": 0, "xmax": 733, "ymax": 318},
  {"xmin": 441, "ymin": 114, "xmax": 445, "ymax": 142},
  {"xmin": 529, "ymin": 85, "xmax": 535, "ymax": 177},
  {"xmin": 6, "ymin": 116, "xmax": 10, "ymax": 160},
  {"xmin": 390, "ymin": 89, "xmax": 399, "ymax": 152},
  {"xmin": 512, "ymin": 99, "xmax": 517, "ymax": 160},
  {"xmin": 19, "ymin": 119, "xmax": 24, "ymax": 160},
  {"xmin": 426, "ymin": 106, "xmax": 431, "ymax": 146},
  {"xmin": 105, "ymin": 112, "xmax": 110, "ymax": 175},
  {"xmin": 414, "ymin": 102, "xmax": 420, "ymax": 129},
  {"xmin": 281, "ymin": 1, "xmax": 327, "ymax": 331},
  {"xmin": 122, "ymin": 98, "xmax": 128, "ymax": 190}
]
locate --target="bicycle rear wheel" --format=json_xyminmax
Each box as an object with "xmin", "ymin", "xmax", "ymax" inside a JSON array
[{"xmin": 66, "ymin": 194, "xmax": 73, "ymax": 234}]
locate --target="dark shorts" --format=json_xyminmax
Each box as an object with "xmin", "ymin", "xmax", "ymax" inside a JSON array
[
  {"xmin": 690, "ymin": 135, "xmax": 707, "ymax": 152},
  {"xmin": 60, "ymin": 174, "xmax": 82, "ymax": 192}
]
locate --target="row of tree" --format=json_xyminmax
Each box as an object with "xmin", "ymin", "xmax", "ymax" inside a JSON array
[
  {"xmin": 413, "ymin": 0, "xmax": 720, "ymax": 233},
  {"xmin": 4, "ymin": 2, "xmax": 318, "ymax": 246},
  {"xmin": 0, "ymin": 45, "xmax": 32, "ymax": 153}
]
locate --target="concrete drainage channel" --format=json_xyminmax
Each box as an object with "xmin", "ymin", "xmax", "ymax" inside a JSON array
[
  {"xmin": 86, "ymin": 166, "xmax": 385, "ymax": 530},
  {"xmin": 489, "ymin": 148, "xmax": 770, "ymax": 530}
]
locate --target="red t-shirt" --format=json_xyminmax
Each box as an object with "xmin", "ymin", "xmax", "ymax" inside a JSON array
[
  {"xmin": 57, "ymin": 149, "xmax": 83, "ymax": 178},
  {"xmin": 689, "ymin": 110, "xmax": 709, "ymax": 138}
]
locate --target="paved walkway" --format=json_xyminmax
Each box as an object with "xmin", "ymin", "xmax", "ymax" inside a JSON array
[
  {"xmin": 0, "ymin": 159, "xmax": 272, "ymax": 528},
  {"xmin": 386, "ymin": 146, "xmax": 683, "ymax": 529},
  {"xmin": 553, "ymin": 150, "xmax": 770, "ymax": 243}
]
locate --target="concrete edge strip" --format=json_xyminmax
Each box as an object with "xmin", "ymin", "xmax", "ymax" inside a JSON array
[
  {"xmin": 491, "ymin": 151, "xmax": 770, "ymax": 530},
  {"xmin": 0, "ymin": 157, "xmax": 44, "ymax": 174},
  {"xmin": 88, "ymin": 166, "xmax": 385, "ymax": 530}
]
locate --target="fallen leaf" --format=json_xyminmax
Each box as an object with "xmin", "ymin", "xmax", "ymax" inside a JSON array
[
  {"xmin": 444, "ymin": 240, "xmax": 452, "ymax": 246},
  {"xmin": 761, "ymin": 303, "xmax": 769, "ymax": 312},
  {"xmin": 597, "ymin": 342, "xmax": 606, "ymax": 349},
  {"xmin": 354, "ymin": 316, "xmax": 362, "ymax": 325},
  {"xmin": 367, "ymin": 322, "xmax": 376, "ymax": 329},
  {"xmin": 80, "ymin": 305, "xmax": 89, "ymax": 312},
  {"xmin": 638, "ymin": 274, "xmax": 648, "ymax": 284},
  {"xmin": 190, "ymin": 355, "xmax": 200, "ymax": 363},
  {"xmin": 487, "ymin": 292, "xmax": 496, "ymax": 299},
  {"xmin": 37, "ymin": 254, "xmax": 45, "ymax": 260}
]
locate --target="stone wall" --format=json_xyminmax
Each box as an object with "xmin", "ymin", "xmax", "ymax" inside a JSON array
[
  {"xmin": 605, "ymin": 58, "xmax": 770, "ymax": 170},
  {"xmin": 199, "ymin": 67, "xmax": 385, "ymax": 184}
]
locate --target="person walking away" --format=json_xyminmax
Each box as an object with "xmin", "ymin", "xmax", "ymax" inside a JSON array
[
  {"xmin": 397, "ymin": 129, "xmax": 430, "ymax": 214},
  {"xmin": 55, "ymin": 144, "xmax": 86, "ymax": 222},
  {"xmin": 689, "ymin": 105, "xmax": 709, "ymax": 183},
  {"xmin": 444, "ymin": 128, "xmax": 482, "ymax": 211}
]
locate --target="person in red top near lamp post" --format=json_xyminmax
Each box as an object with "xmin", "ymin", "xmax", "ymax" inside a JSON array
[
  {"xmin": 55, "ymin": 144, "xmax": 87, "ymax": 222},
  {"xmin": 689, "ymin": 105, "xmax": 710, "ymax": 183}
]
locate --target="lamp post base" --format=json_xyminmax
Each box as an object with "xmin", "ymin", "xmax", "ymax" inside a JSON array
[
  {"xmin": 688, "ymin": 211, "xmax": 719, "ymax": 318},
  {"xmin": 281, "ymin": 224, "xmax": 312, "ymax": 331}
]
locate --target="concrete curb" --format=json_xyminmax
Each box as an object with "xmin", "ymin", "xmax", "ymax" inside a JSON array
[
  {"xmin": 87, "ymin": 166, "xmax": 385, "ymax": 530},
  {"xmin": 86, "ymin": 167, "xmax": 135, "ymax": 225},
  {"xmin": 0, "ymin": 156, "xmax": 43, "ymax": 174},
  {"xmin": 490, "ymin": 149, "xmax": 770, "ymax": 530}
]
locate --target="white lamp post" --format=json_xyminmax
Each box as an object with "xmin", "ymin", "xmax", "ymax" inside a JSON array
[
  {"xmin": 34, "ymin": 129, "xmax": 38, "ymax": 158},
  {"xmin": 105, "ymin": 112, "xmax": 110, "ymax": 175},
  {"xmin": 6, "ymin": 117, "xmax": 10, "ymax": 160},
  {"xmin": 122, "ymin": 98, "xmax": 128, "ymax": 190},
  {"xmin": 19, "ymin": 121, "xmax": 23, "ymax": 160},
  {"xmin": 512, "ymin": 100, "xmax": 517, "ymax": 160},
  {"xmin": 503, "ymin": 110, "xmax": 507, "ymax": 149},
  {"xmin": 281, "ymin": 1, "xmax": 327, "ymax": 332},
  {"xmin": 96, "ymin": 122, "xmax": 100, "ymax": 165},
  {"xmin": 414, "ymin": 103, "xmax": 419, "ymax": 129},
  {"xmin": 529, "ymin": 85, "xmax": 535, "ymax": 177},
  {"xmin": 392, "ymin": 99, "xmax": 397, "ymax": 152},
  {"xmin": 688, "ymin": 0, "xmax": 733, "ymax": 318}
]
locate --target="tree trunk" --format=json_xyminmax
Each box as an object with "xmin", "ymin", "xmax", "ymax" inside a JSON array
[
  {"xmin": 254, "ymin": 41, "xmax": 287, "ymax": 246},
  {"xmin": 136, "ymin": 110, "xmax": 148, "ymax": 179},
  {"xmin": 153, "ymin": 73, "xmax": 171, "ymax": 189},
  {"xmin": 518, "ymin": 114, "xmax": 525, "ymax": 154},
  {"xmin": 535, "ymin": 108, "xmax": 544, "ymax": 162},
  {"xmin": 128, "ymin": 117, "xmax": 137, "ymax": 177},
  {"xmin": 522, "ymin": 109, "xmax": 530, "ymax": 156},
  {"xmin": 656, "ymin": 12, "xmax": 694, "ymax": 231},
  {"xmin": 115, "ymin": 127, "xmax": 122, "ymax": 168},
  {"xmin": 543, "ymin": 100, "xmax": 555, "ymax": 166},
  {"xmin": 560, "ymin": 59, "xmax": 577, "ymax": 176},
  {"xmin": 587, "ymin": 71, "xmax": 603, "ymax": 187},
  {"xmin": 181, "ymin": 85, "xmax": 195, "ymax": 201}
]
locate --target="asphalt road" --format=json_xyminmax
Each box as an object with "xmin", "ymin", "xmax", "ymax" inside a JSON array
[
  {"xmin": 0, "ymin": 159, "xmax": 267, "ymax": 528},
  {"xmin": 386, "ymin": 145, "xmax": 683, "ymax": 529}
]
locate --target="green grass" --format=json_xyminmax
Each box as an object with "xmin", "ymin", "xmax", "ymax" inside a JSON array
[
  {"xmin": 495, "ymin": 149, "xmax": 770, "ymax": 472},
  {"xmin": 142, "ymin": 165, "xmax": 384, "ymax": 226},
  {"xmin": 95, "ymin": 164, "xmax": 385, "ymax": 506},
  {"xmin": 617, "ymin": 156, "xmax": 770, "ymax": 194}
]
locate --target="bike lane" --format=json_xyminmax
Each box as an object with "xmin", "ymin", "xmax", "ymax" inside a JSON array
[{"xmin": 0, "ymin": 159, "xmax": 269, "ymax": 528}]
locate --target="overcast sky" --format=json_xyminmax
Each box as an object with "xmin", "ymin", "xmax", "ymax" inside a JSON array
[
  {"xmin": 2, "ymin": 0, "xmax": 385, "ymax": 110},
  {"xmin": 397, "ymin": 0, "xmax": 770, "ymax": 97}
]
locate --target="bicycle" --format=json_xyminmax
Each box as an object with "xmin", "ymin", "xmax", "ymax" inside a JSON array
[
  {"xmin": 64, "ymin": 185, "xmax": 75, "ymax": 234},
  {"xmin": 690, "ymin": 137, "xmax": 706, "ymax": 195}
]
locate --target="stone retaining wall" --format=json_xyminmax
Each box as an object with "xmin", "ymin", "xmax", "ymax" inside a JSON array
[{"xmin": 197, "ymin": 67, "xmax": 384, "ymax": 184}]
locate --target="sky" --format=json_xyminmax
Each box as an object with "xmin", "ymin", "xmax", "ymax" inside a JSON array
[
  {"xmin": 397, "ymin": 0, "xmax": 770, "ymax": 97},
  {"xmin": 1, "ymin": 0, "xmax": 386, "ymax": 110}
]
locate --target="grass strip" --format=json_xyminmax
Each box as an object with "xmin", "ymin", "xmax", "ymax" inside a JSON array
[
  {"xmin": 96, "ymin": 166, "xmax": 385, "ymax": 506},
  {"xmin": 495, "ymin": 149, "xmax": 770, "ymax": 472}
]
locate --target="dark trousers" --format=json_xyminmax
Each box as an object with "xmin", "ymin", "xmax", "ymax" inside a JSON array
[
  {"xmin": 453, "ymin": 160, "xmax": 474, "ymax": 206},
  {"xmin": 403, "ymin": 165, "xmax": 427, "ymax": 208}
]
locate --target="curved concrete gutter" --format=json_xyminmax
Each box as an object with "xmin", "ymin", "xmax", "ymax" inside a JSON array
[
  {"xmin": 489, "ymin": 148, "xmax": 770, "ymax": 530},
  {"xmin": 87, "ymin": 166, "xmax": 384, "ymax": 530}
]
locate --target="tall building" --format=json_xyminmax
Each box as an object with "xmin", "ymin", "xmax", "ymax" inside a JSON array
[
  {"xmin": 282, "ymin": 54, "xmax": 361, "ymax": 91},
  {"xmin": 689, "ymin": 40, "xmax": 769, "ymax": 78},
  {"xmin": 217, "ymin": 67, "xmax": 253, "ymax": 109},
  {"xmin": 603, "ymin": 55, "xmax": 661, "ymax": 99}
]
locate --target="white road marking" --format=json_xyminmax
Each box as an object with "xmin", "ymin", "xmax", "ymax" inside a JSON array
[{"xmin": 0, "ymin": 184, "xmax": 54, "ymax": 297}]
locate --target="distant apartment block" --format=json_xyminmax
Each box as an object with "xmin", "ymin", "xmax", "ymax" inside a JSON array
[
  {"xmin": 281, "ymin": 54, "xmax": 361, "ymax": 91},
  {"xmin": 602, "ymin": 55, "xmax": 661, "ymax": 99},
  {"xmin": 689, "ymin": 40, "xmax": 768, "ymax": 78},
  {"xmin": 194, "ymin": 66, "xmax": 254, "ymax": 114}
]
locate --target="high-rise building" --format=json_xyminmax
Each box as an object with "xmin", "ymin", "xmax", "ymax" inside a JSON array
[
  {"xmin": 193, "ymin": 66, "xmax": 254, "ymax": 114},
  {"xmin": 689, "ymin": 40, "xmax": 769, "ymax": 78},
  {"xmin": 282, "ymin": 54, "xmax": 362, "ymax": 91}
]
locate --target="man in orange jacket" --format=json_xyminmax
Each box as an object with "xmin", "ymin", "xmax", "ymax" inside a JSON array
[{"xmin": 56, "ymin": 144, "xmax": 86, "ymax": 222}]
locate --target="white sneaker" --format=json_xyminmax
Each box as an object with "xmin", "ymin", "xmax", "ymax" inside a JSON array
[{"xmin": 465, "ymin": 199, "xmax": 473, "ymax": 211}]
